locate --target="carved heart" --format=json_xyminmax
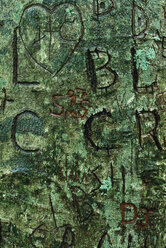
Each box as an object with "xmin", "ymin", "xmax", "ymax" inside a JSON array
[{"xmin": 19, "ymin": 3, "xmax": 84, "ymax": 75}]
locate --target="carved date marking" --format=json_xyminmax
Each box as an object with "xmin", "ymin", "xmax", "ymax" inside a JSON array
[{"xmin": 50, "ymin": 88, "xmax": 90, "ymax": 121}]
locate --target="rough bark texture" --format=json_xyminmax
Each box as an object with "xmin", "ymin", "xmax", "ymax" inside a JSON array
[{"xmin": 0, "ymin": 0, "xmax": 165, "ymax": 247}]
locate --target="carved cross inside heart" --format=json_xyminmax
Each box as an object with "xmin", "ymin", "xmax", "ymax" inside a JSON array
[{"xmin": 19, "ymin": 3, "xmax": 84, "ymax": 75}]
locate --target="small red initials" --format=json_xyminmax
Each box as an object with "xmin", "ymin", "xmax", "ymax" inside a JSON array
[
  {"xmin": 50, "ymin": 88, "xmax": 90, "ymax": 121},
  {"xmin": 120, "ymin": 202, "xmax": 153, "ymax": 229}
]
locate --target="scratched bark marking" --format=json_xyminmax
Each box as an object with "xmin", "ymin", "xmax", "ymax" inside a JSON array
[{"xmin": 0, "ymin": 0, "xmax": 165, "ymax": 247}]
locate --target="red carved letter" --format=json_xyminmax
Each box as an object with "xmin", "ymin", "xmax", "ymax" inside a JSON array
[
  {"xmin": 120, "ymin": 202, "xmax": 137, "ymax": 224},
  {"xmin": 137, "ymin": 208, "xmax": 153, "ymax": 229}
]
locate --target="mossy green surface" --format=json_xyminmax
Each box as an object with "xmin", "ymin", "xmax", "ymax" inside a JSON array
[{"xmin": 0, "ymin": 0, "xmax": 166, "ymax": 247}]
